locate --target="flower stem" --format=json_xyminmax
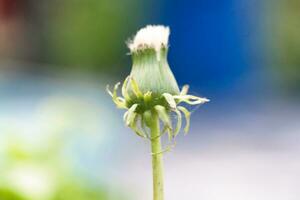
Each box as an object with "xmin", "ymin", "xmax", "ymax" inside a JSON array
[{"xmin": 150, "ymin": 111, "xmax": 164, "ymax": 200}]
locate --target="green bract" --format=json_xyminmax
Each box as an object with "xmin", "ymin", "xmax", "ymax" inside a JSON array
[
  {"xmin": 107, "ymin": 46, "xmax": 209, "ymax": 146},
  {"xmin": 129, "ymin": 48, "xmax": 180, "ymax": 97}
]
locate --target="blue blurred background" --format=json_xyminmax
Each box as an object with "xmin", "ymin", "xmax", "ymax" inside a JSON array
[{"xmin": 0, "ymin": 0, "xmax": 300, "ymax": 200}]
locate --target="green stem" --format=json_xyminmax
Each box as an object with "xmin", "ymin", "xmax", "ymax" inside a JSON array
[{"xmin": 150, "ymin": 111, "xmax": 164, "ymax": 200}]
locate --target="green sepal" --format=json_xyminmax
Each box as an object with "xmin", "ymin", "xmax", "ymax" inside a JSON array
[
  {"xmin": 143, "ymin": 110, "xmax": 153, "ymax": 127},
  {"xmin": 174, "ymin": 95, "xmax": 209, "ymax": 105},
  {"xmin": 162, "ymin": 93, "xmax": 176, "ymax": 110},
  {"xmin": 180, "ymin": 85, "xmax": 189, "ymax": 96},
  {"xmin": 130, "ymin": 77, "xmax": 143, "ymax": 98},
  {"xmin": 154, "ymin": 105, "xmax": 172, "ymax": 130},
  {"xmin": 121, "ymin": 76, "xmax": 130, "ymax": 101},
  {"xmin": 173, "ymin": 109, "xmax": 182, "ymax": 137},
  {"xmin": 130, "ymin": 114, "xmax": 148, "ymax": 138},
  {"xmin": 106, "ymin": 83, "xmax": 127, "ymax": 109},
  {"xmin": 126, "ymin": 104, "xmax": 138, "ymax": 126},
  {"xmin": 129, "ymin": 49, "xmax": 180, "ymax": 97},
  {"xmin": 143, "ymin": 91, "xmax": 152, "ymax": 104},
  {"xmin": 177, "ymin": 106, "xmax": 191, "ymax": 134},
  {"xmin": 154, "ymin": 105, "xmax": 172, "ymax": 140}
]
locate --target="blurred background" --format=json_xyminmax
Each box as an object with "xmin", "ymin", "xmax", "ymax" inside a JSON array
[{"xmin": 0, "ymin": 0, "xmax": 300, "ymax": 200}]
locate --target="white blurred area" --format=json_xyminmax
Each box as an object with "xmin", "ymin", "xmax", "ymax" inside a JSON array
[
  {"xmin": 0, "ymin": 69, "xmax": 299, "ymax": 200},
  {"xmin": 115, "ymin": 100, "xmax": 300, "ymax": 200}
]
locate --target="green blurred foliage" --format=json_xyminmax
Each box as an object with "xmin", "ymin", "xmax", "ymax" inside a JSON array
[
  {"xmin": 0, "ymin": 183, "xmax": 112, "ymax": 200},
  {"xmin": 267, "ymin": 0, "xmax": 300, "ymax": 93},
  {"xmin": 0, "ymin": 188, "xmax": 26, "ymax": 200},
  {"xmin": 42, "ymin": 0, "xmax": 144, "ymax": 75},
  {"xmin": 53, "ymin": 182, "xmax": 108, "ymax": 200}
]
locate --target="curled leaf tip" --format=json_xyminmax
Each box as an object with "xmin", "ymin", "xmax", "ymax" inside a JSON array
[
  {"xmin": 106, "ymin": 85, "xmax": 113, "ymax": 97},
  {"xmin": 180, "ymin": 85, "xmax": 189, "ymax": 96},
  {"xmin": 108, "ymin": 76, "xmax": 208, "ymax": 140}
]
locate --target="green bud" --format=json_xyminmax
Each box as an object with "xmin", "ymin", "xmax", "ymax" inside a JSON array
[
  {"xmin": 107, "ymin": 25, "xmax": 209, "ymax": 140},
  {"xmin": 128, "ymin": 48, "xmax": 180, "ymax": 97}
]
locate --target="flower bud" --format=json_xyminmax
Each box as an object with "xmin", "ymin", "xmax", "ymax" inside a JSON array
[
  {"xmin": 127, "ymin": 25, "xmax": 180, "ymax": 98},
  {"xmin": 107, "ymin": 25, "xmax": 209, "ymax": 141}
]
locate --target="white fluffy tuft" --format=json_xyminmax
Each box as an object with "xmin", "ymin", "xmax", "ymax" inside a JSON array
[{"xmin": 128, "ymin": 25, "xmax": 170, "ymax": 53}]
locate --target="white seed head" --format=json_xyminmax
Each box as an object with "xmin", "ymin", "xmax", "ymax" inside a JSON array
[{"xmin": 128, "ymin": 25, "xmax": 170, "ymax": 53}]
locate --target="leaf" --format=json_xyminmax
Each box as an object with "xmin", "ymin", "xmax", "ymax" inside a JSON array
[
  {"xmin": 154, "ymin": 105, "xmax": 172, "ymax": 140},
  {"xmin": 177, "ymin": 106, "xmax": 191, "ymax": 134},
  {"xmin": 130, "ymin": 77, "xmax": 143, "ymax": 98},
  {"xmin": 163, "ymin": 93, "xmax": 177, "ymax": 110},
  {"xmin": 130, "ymin": 114, "xmax": 148, "ymax": 138},
  {"xmin": 106, "ymin": 85, "xmax": 113, "ymax": 97},
  {"xmin": 106, "ymin": 83, "xmax": 127, "ymax": 109},
  {"xmin": 123, "ymin": 111, "xmax": 129, "ymax": 122},
  {"xmin": 174, "ymin": 95, "xmax": 209, "ymax": 105},
  {"xmin": 126, "ymin": 104, "xmax": 138, "ymax": 126},
  {"xmin": 140, "ymin": 114, "xmax": 150, "ymax": 138},
  {"xmin": 154, "ymin": 105, "xmax": 172, "ymax": 129},
  {"xmin": 180, "ymin": 85, "xmax": 189, "ymax": 96},
  {"xmin": 173, "ymin": 109, "xmax": 182, "ymax": 137},
  {"xmin": 143, "ymin": 91, "xmax": 152, "ymax": 104},
  {"xmin": 121, "ymin": 76, "xmax": 130, "ymax": 101}
]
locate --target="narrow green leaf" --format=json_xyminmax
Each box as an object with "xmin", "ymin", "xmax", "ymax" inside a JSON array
[
  {"xmin": 130, "ymin": 77, "xmax": 143, "ymax": 98},
  {"xmin": 173, "ymin": 109, "xmax": 182, "ymax": 137},
  {"xmin": 107, "ymin": 83, "xmax": 127, "ymax": 109},
  {"xmin": 122, "ymin": 76, "xmax": 130, "ymax": 101},
  {"xmin": 155, "ymin": 105, "xmax": 173, "ymax": 140},
  {"xmin": 123, "ymin": 111, "xmax": 129, "ymax": 122},
  {"xmin": 180, "ymin": 85, "xmax": 189, "ymax": 96},
  {"xmin": 163, "ymin": 93, "xmax": 177, "ymax": 110},
  {"xmin": 174, "ymin": 95, "xmax": 209, "ymax": 105},
  {"xmin": 130, "ymin": 114, "xmax": 147, "ymax": 138},
  {"xmin": 106, "ymin": 85, "xmax": 113, "ymax": 97},
  {"xmin": 177, "ymin": 106, "xmax": 191, "ymax": 134},
  {"xmin": 143, "ymin": 91, "xmax": 152, "ymax": 104},
  {"xmin": 154, "ymin": 105, "xmax": 172, "ymax": 129},
  {"xmin": 126, "ymin": 104, "xmax": 138, "ymax": 126}
]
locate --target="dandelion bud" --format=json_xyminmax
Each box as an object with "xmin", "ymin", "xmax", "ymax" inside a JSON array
[
  {"xmin": 127, "ymin": 25, "xmax": 180, "ymax": 97},
  {"xmin": 107, "ymin": 24, "xmax": 209, "ymax": 140}
]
